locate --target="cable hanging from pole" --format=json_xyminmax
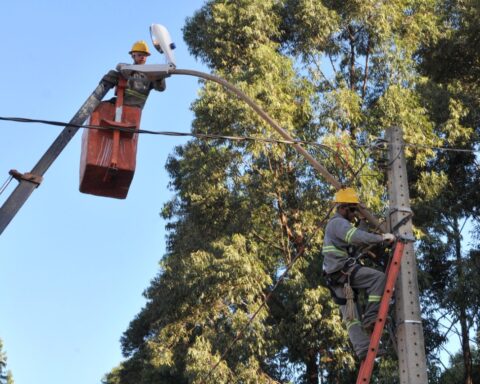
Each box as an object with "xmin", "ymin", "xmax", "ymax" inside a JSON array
[{"xmin": 0, "ymin": 175, "xmax": 13, "ymax": 196}]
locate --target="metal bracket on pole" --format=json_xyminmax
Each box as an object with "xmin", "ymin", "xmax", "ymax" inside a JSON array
[
  {"xmin": 397, "ymin": 234, "xmax": 416, "ymax": 243},
  {"xmin": 9, "ymin": 170, "xmax": 43, "ymax": 187},
  {"xmin": 391, "ymin": 213, "xmax": 414, "ymax": 234},
  {"xmin": 388, "ymin": 206, "xmax": 412, "ymax": 215}
]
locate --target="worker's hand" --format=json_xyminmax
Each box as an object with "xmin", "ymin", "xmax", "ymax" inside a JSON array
[
  {"xmin": 355, "ymin": 212, "xmax": 367, "ymax": 221},
  {"xmin": 382, "ymin": 233, "xmax": 396, "ymax": 243}
]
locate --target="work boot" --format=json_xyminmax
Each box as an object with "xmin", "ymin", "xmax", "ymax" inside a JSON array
[{"xmin": 357, "ymin": 347, "xmax": 387, "ymax": 361}]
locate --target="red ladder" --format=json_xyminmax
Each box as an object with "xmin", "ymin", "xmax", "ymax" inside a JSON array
[{"xmin": 356, "ymin": 240, "xmax": 406, "ymax": 384}]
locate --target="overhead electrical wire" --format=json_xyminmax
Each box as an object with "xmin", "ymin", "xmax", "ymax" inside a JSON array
[
  {"xmin": 403, "ymin": 142, "xmax": 480, "ymax": 153},
  {"xmin": 0, "ymin": 116, "xmax": 341, "ymax": 151},
  {"xmin": 1, "ymin": 115, "xmax": 478, "ymax": 194},
  {"xmin": 0, "ymin": 116, "xmax": 359, "ymax": 181},
  {"xmin": 2, "ymin": 116, "xmax": 478, "ymax": 155},
  {"xmin": 0, "ymin": 175, "xmax": 13, "ymax": 195}
]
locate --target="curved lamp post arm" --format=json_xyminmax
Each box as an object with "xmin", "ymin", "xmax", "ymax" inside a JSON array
[
  {"xmin": 172, "ymin": 69, "xmax": 340, "ymax": 187},
  {"xmin": 170, "ymin": 68, "xmax": 383, "ymax": 231},
  {"xmin": 116, "ymin": 63, "xmax": 384, "ymax": 230}
]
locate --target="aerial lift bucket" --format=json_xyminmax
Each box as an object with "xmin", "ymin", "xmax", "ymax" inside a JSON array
[{"xmin": 79, "ymin": 77, "xmax": 141, "ymax": 199}]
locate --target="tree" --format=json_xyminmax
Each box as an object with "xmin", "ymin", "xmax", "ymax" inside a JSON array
[
  {"xmin": 438, "ymin": 347, "xmax": 480, "ymax": 384},
  {"xmin": 0, "ymin": 339, "xmax": 14, "ymax": 384},
  {"xmin": 103, "ymin": 1, "xmax": 476, "ymax": 383},
  {"xmin": 412, "ymin": 0, "xmax": 480, "ymax": 382},
  {"xmin": 412, "ymin": 147, "xmax": 479, "ymax": 383}
]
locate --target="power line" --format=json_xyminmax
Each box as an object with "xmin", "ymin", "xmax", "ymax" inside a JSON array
[
  {"xmin": 0, "ymin": 116, "xmax": 339, "ymax": 151},
  {"xmin": 404, "ymin": 142, "xmax": 480, "ymax": 154},
  {"xmin": 0, "ymin": 115, "xmax": 360, "ymax": 180},
  {"xmin": 2, "ymin": 116, "xmax": 479, "ymax": 155},
  {"xmin": 0, "ymin": 175, "xmax": 13, "ymax": 196}
]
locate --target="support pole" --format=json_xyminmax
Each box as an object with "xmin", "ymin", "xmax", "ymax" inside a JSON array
[
  {"xmin": 386, "ymin": 126, "xmax": 428, "ymax": 383},
  {"xmin": 0, "ymin": 81, "xmax": 113, "ymax": 236}
]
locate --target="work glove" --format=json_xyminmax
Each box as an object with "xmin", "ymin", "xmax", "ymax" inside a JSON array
[
  {"xmin": 382, "ymin": 233, "xmax": 396, "ymax": 243},
  {"xmin": 153, "ymin": 77, "xmax": 167, "ymax": 92}
]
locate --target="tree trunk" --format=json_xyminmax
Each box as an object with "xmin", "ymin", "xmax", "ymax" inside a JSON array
[
  {"xmin": 459, "ymin": 312, "xmax": 473, "ymax": 384},
  {"xmin": 453, "ymin": 218, "xmax": 473, "ymax": 384},
  {"xmin": 306, "ymin": 349, "xmax": 319, "ymax": 384}
]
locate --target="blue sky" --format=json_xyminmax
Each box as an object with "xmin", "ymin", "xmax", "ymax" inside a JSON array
[{"xmin": 0, "ymin": 1, "xmax": 206, "ymax": 384}]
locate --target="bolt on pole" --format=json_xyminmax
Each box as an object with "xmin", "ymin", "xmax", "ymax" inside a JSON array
[{"xmin": 386, "ymin": 126, "xmax": 428, "ymax": 383}]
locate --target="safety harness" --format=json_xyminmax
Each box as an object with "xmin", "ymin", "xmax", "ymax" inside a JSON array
[{"xmin": 324, "ymin": 260, "xmax": 362, "ymax": 306}]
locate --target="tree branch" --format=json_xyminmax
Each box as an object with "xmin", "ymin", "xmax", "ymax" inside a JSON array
[{"xmin": 361, "ymin": 36, "xmax": 371, "ymax": 99}]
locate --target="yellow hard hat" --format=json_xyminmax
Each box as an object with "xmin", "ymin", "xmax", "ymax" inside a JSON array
[
  {"xmin": 334, "ymin": 187, "xmax": 360, "ymax": 204},
  {"xmin": 129, "ymin": 40, "xmax": 151, "ymax": 56}
]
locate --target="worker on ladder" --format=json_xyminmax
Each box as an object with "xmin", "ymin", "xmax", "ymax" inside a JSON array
[
  {"xmin": 322, "ymin": 187, "xmax": 395, "ymax": 360},
  {"xmin": 101, "ymin": 40, "xmax": 166, "ymax": 109}
]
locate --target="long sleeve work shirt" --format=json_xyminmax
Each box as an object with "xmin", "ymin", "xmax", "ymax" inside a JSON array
[{"xmin": 322, "ymin": 213, "xmax": 383, "ymax": 274}]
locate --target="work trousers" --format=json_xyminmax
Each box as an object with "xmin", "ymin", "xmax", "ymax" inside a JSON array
[{"xmin": 332, "ymin": 266, "xmax": 386, "ymax": 357}]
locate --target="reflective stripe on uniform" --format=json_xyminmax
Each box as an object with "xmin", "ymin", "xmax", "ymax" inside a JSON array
[
  {"xmin": 125, "ymin": 89, "xmax": 148, "ymax": 100},
  {"xmin": 345, "ymin": 227, "xmax": 357, "ymax": 244},
  {"xmin": 368, "ymin": 295, "xmax": 381, "ymax": 302},
  {"xmin": 346, "ymin": 319, "xmax": 361, "ymax": 331},
  {"xmin": 322, "ymin": 245, "xmax": 348, "ymax": 256}
]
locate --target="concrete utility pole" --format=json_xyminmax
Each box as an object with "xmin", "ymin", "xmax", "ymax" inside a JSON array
[{"xmin": 386, "ymin": 126, "xmax": 428, "ymax": 383}]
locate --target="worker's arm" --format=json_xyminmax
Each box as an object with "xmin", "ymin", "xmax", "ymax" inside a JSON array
[
  {"xmin": 332, "ymin": 217, "xmax": 384, "ymax": 246},
  {"xmin": 152, "ymin": 77, "xmax": 166, "ymax": 92},
  {"xmin": 101, "ymin": 70, "xmax": 120, "ymax": 87}
]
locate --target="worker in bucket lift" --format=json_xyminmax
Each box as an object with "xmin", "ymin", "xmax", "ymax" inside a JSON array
[
  {"xmin": 321, "ymin": 187, "xmax": 395, "ymax": 360},
  {"xmin": 101, "ymin": 40, "xmax": 166, "ymax": 109}
]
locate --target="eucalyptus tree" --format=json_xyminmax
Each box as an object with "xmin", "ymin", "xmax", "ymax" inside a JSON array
[
  {"xmin": 0, "ymin": 340, "xmax": 14, "ymax": 384},
  {"xmin": 102, "ymin": 1, "xmax": 471, "ymax": 383},
  {"xmin": 411, "ymin": 1, "xmax": 480, "ymax": 382},
  {"xmin": 437, "ymin": 347, "xmax": 480, "ymax": 384}
]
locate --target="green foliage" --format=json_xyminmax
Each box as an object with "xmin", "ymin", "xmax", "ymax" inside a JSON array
[
  {"xmin": 184, "ymin": 0, "xmax": 282, "ymax": 70},
  {"xmin": 438, "ymin": 347, "xmax": 480, "ymax": 384},
  {"xmin": 103, "ymin": 0, "xmax": 480, "ymax": 383},
  {"xmin": 0, "ymin": 340, "xmax": 14, "ymax": 384}
]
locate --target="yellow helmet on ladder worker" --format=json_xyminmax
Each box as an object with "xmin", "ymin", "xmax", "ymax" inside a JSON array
[
  {"xmin": 333, "ymin": 187, "xmax": 360, "ymax": 204},
  {"xmin": 129, "ymin": 40, "xmax": 151, "ymax": 56}
]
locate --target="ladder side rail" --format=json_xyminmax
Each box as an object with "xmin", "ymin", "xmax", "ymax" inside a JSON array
[{"xmin": 356, "ymin": 241, "xmax": 406, "ymax": 384}]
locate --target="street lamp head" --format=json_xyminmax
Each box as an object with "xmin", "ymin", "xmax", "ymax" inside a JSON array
[{"xmin": 150, "ymin": 24, "xmax": 176, "ymax": 66}]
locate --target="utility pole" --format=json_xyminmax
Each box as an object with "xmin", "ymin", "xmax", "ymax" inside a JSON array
[{"xmin": 386, "ymin": 126, "xmax": 428, "ymax": 383}]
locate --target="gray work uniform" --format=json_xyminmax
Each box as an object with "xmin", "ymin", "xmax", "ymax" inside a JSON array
[
  {"xmin": 322, "ymin": 213, "xmax": 386, "ymax": 357},
  {"xmin": 101, "ymin": 70, "xmax": 166, "ymax": 109}
]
